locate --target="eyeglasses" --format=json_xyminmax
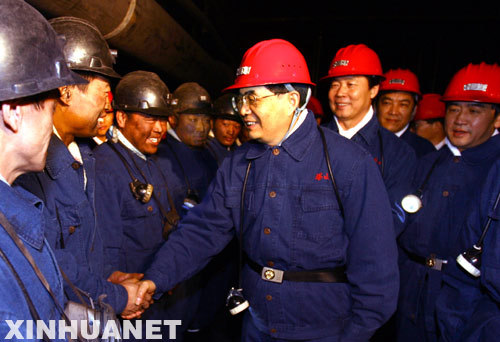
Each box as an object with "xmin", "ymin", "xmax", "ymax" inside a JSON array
[{"xmin": 232, "ymin": 92, "xmax": 285, "ymax": 112}]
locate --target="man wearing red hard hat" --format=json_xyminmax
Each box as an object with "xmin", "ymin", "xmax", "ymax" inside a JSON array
[
  {"xmin": 413, "ymin": 93, "xmax": 446, "ymax": 149},
  {"xmin": 397, "ymin": 62, "xmax": 500, "ymax": 342},
  {"xmin": 137, "ymin": 38, "xmax": 399, "ymax": 341},
  {"xmin": 376, "ymin": 68, "xmax": 436, "ymax": 158},
  {"xmin": 322, "ymin": 44, "xmax": 417, "ymax": 236}
]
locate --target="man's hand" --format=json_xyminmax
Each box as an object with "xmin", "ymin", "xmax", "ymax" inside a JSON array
[
  {"xmin": 135, "ymin": 280, "xmax": 157, "ymax": 307},
  {"xmin": 119, "ymin": 279, "xmax": 156, "ymax": 320},
  {"xmin": 108, "ymin": 270, "xmax": 144, "ymax": 284}
]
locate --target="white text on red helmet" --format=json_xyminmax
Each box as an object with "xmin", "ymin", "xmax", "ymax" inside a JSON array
[
  {"xmin": 236, "ymin": 66, "xmax": 252, "ymax": 76},
  {"xmin": 464, "ymin": 83, "xmax": 488, "ymax": 92},
  {"xmin": 389, "ymin": 78, "xmax": 406, "ymax": 85},
  {"xmin": 333, "ymin": 60, "xmax": 349, "ymax": 68}
]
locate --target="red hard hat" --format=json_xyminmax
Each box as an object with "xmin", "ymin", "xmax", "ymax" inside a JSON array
[
  {"xmin": 442, "ymin": 62, "xmax": 500, "ymax": 104},
  {"xmin": 307, "ymin": 95, "xmax": 324, "ymax": 116},
  {"xmin": 414, "ymin": 94, "xmax": 445, "ymax": 121},
  {"xmin": 320, "ymin": 44, "xmax": 384, "ymax": 81},
  {"xmin": 224, "ymin": 39, "xmax": 315, "ymax": 91},
  {"xmin": 380, "ymin": 68, "xmax": 421, "ymax": 96}
]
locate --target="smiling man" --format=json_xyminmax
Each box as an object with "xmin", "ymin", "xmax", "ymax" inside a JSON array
[
  {"xmin": 322, "ymin": 44, "xmax": 417, "ymax": 236},
  {"xmin": 397, "ymin": 62, "xmax": 500, "ymax": 342},
  {"xmin": 93, "ymin": 70, "xmax": 183, "ymax": 340},
  {"xmin": 138, "ymin": 38, "xmax": 399, "ymax": 341},
  {"xmin": 15, "ymin": 16, "xmax": 147, "ymax": 319},
  {"xmin": 376, "ymin": 69, "xmax": 435, "ymax": 158}
]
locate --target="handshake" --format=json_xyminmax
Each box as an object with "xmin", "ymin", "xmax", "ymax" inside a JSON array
[{"xmin": 107, "ymin": 271, "xmax": 157, "ymax": 319}]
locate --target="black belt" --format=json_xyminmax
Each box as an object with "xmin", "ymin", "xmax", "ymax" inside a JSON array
[
  {"xmin": 246, "ymin": 256, "xmax": 347, "ymax": 283},
  {"xmin": 407, "ymin": 252, "xmax": 448, "ymax": 271}
]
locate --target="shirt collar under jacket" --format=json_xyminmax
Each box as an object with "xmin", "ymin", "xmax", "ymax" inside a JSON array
[
  {"xmin": 335, "ymin": 106, "xmax": 374, "ymax": 139},
  {"xmin": 395, "ymin": 124, "xmax": 409, "ymax": 138},
  {"xmin": 167, "ymin": 127, "xmax": 182, "ymax": 142},
  {"xmin": 0, "ymin": 180, "xmax": 45, "ymax": 249},
  {"xmin": 435, "ymin": 139, "xmax": 446, "ymax": 150},
  {"xmin": 0, "ymin": 173, "xmax": 8, "ymax": 186},
  {"xmin": 116, "ymin": 128, "xmax": 147, "ymax": 161},
  {"xmin": 245, "ymin": 109, "xmax": 316, "ymax": 162}
]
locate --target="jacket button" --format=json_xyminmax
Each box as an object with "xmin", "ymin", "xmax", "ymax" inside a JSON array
[
  {"xmin": 71, "ymin": 162, "xmax": 80, "ymax": 170},
  {"xmin": 264, "ymin": 227, "xmax": 271, "ymax": 235},
  {"xmin": 68, "ymin": 226, "xmax": 76, "ymax": 234},
  {"xmin": 266, "ymin": 294, "xmax": 272, "ymax": 301},
  {"xmin": 453, "ymin": 156, "xmax": 460, "ymax": 163},
  {"xmin": 272, "ymin": 148, "xmax": 280, "ymax": 156},
  {"xmin": 147, "ymin": 206, "xmax": 153, "ymax": 212},
  {"xmin": 270, "ymin": 328, "xmax": 277, "ymax": 334},
  {"xmin": 442, "ymin": 190, "xmax": 449, "ymax": 197},
  {"xmin": 267, "ymin": 261, "xmax": 274, "ymax": 267},
  {"xmin": 269, "ymin": 191, "xmax": 276, "ymax": 198}
]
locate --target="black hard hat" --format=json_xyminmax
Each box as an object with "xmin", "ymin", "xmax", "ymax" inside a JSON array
[
  {"xmin": 0, "ymin": 0, "xmax": 87, "ymax": 102},
  {"xmin": 213, "ymin": 93, "xmax": 243, "ymax": 124},
  {"xmin": 171, "ymin": 82, "xmax": 212, "ymax": 116},
  {"xmin": 49, "ymin": 16, "xmax": 121, "ymax": 79},
  {"xmin": 114, "ymin": 71, "xmax": 172, "ymax": 117}
]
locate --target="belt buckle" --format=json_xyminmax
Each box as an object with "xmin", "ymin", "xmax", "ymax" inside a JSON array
[{"xmin": 261, "ymin": 267, "xmax": 284, "ymax": 283}]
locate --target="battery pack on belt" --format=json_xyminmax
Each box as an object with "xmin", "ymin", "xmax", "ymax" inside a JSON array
[{"xmin": 246, "ymin": 256, "xmax": 347, "ymax": 284}]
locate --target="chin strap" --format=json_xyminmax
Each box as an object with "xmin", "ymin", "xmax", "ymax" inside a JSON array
[{"xmin": 277, "ymin": 84, "xmax": 312, "ymax": 146}]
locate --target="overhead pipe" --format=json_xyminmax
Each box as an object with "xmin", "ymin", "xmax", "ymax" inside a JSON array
[{"xmin": 26, "ymin": 0, "xmax": 235, "ymax": 94}]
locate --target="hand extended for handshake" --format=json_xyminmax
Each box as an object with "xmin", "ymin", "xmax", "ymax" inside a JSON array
[{"xmin": 107, "ymin": 271, "xmax": 157, "ymax": 320}]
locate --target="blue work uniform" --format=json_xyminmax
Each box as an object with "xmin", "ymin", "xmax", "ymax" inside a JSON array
[
  {"xmin": 206, "ymin": 136, "xmax": 238, "ymax": 166},
  {"xmin": 93, "ymin": 140, "xmax": 181, "ymax": 276},
  {"xmin": 325, "ymin": 114, "xmax": 417, "ymax": 235},
  {"xmin": 400, "ymin": 128, "xmax": 436, "ymax": 158},
  {"xmin": 397, "ymin": 134, "xmax": 500, "ymax": 342},
  {"xmin": 157, "ymin": 133, "xmax": 218, "ymax": 211},
  {"xmin": 145, "ymin": 111, "xmax": 399, "ymax": 341},
  {"xmin": 0, "ymin": 180, "xmax": 65, "ymax": 341},
  {"xmin": 436, "ymin": 157, "xmax": 500, "ymax": 341},
  {"xmin": 15, "ymin": 134, "xmax": 128, "ymax": 313}
]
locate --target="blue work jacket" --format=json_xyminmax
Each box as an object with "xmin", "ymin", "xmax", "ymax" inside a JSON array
[
  {"xmin": 397, "ymin": 134, "xmax": 500, "ymax": 340},
  {"xmin": 326, "ymin": 114, "xmax": 417, "ymax": 235},
  {"xmin": 401, "ymin": 129, "xmax": 436, "ymax": 159},
  {"xmin": 15, "ymin": 135, "xmax": 128, "ymax": 313},
  {"xmin": 0, "ymin": 181, "xmax": 65, "ymax": 341},
  {"xmin": 206, "ymin": 137, "xmax": 237, "ymax": 166},
  {"xmin": 94, "ymin": 141, "xmax": 181, "ymax": 274},
  {"xmin": 145, "ymin": 111, "xmax": 399, "ymax": 341},
  {"xmin": 157, "ymin": 134, "xmax": 218, "ymax": 206},
  {"xmin": 436, "ymin": 157, "xmax": 500, "ymax": 341}
]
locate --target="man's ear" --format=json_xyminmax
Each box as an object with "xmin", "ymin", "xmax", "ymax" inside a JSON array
[
  {"xmin": 59, "ymin": 86, "xmax": 72, "ymax": 105},
  {"xmin": 287, "ymin": 91, "xmax": 300, "ymax": 116},
  {"xmin": 369, "ymin": 84, "xmax": 380, "ymax": 99},
  {"xmin": 168, "ymin": 115, "xmax": 178, "ymax": 129},
  {"xmin": 115, "ymin": 110, "xmax": 128, "ymax": 129},
  {"xmin": 1, "ymin": 103, "xmax": 22, "ymax": 133},
  {"xmin": 494, "ymin": 111, "xmax": 500, "ymax": 129}
]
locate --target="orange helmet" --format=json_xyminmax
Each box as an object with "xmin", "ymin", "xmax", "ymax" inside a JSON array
[
  {"xmin": 442, "ymin": 62, "xmax": 500, "ymax": 104},
  {"xmin": 321, "ymin": 44, "xmax": 384, "ymax": 81},
  {"xmin": 414, "ymin": 94, "xmax": 445, "ymax": 121},
  {"xmin": 306, "ymin": 95, "xmax": 324, "ymax": 116},
  {"xmin": 380, "ymin": 68, "xmax": 421, "ymax": 96},
  {"xmin": 224, "ymin": 39, "xmax": 314, "ymax": 91}
]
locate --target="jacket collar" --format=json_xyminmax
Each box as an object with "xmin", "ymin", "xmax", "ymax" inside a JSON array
[
  {"xmin": 44, "ymin": 135, "xmax": 92, "ymax": 180},
  {"xmin": 461, "ymin": 134, "xmax": 500, "ymax": 164},
  {"xmin": 245, "ymin": 110, "xmax": 317, "ymax": 162}
]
